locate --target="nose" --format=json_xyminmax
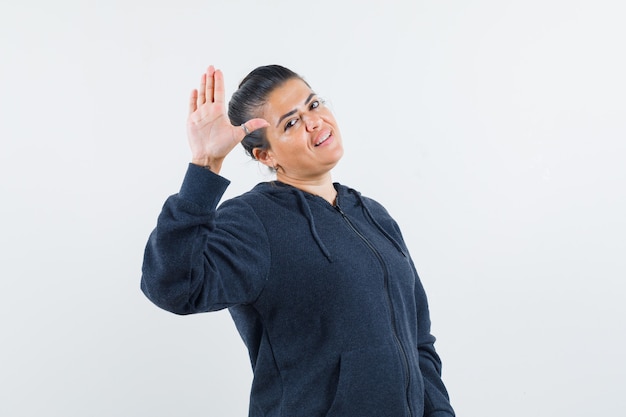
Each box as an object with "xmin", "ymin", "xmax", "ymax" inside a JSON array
[{"xmin": 303, "ymin": 113, "xmax": 322, "ymax": 132}]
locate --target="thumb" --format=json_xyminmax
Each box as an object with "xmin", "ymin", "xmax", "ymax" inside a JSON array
[{"xmin": 241, "ymin": 118, "xmax": 270, "ymax": 136}]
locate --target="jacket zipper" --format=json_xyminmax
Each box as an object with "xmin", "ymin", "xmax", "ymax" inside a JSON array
[{"xmin": 335, "ymin": 204, "xmax": 413, "ymax": 417}]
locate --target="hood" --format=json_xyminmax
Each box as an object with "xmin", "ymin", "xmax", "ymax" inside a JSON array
[{"xmin": 248, "ymin": 181, "xmax": 407, "ymax": 263}]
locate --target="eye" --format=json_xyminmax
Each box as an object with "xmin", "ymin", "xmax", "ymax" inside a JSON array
[
  {"xmin": 284, "ymin": 118, "xmax": 298, "ymax": 131},
  {"xmin": 310, "ymin": 98, "xmax": 325, "ymax": 110}
]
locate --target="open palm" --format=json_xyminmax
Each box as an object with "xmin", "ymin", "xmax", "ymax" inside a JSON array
[{"xmin": 186, "ymin": 66, "xmax": 268, "ymax": 170}]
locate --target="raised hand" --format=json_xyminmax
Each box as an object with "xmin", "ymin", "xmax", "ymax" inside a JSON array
[{"xmin": 186, "ymin": 66, "xmax": 268, "ymax": 173}]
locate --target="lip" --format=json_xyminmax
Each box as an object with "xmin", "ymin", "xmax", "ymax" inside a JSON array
[{"xmin": 313, "ymin": 129, "xmax": 333, "ymax": 147}]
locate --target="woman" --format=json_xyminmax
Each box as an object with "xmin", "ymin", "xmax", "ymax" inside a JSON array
[{"xmin": 141, "ymin": 65, "xmax": 455, "ymax": 417}]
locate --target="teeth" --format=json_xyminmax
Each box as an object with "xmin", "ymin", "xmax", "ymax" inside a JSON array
[{"xmin": 315, "ymin": 132, "xmax": 331, "ymax": 146}]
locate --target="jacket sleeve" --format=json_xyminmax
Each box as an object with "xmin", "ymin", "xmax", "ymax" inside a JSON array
[
  {"xmin": 140, "ymin": 164, "xmax": 271, "ymax": 315},
  {"xmin": 409, "ymin": 257, "xmax": 455, "ymax": 417}
]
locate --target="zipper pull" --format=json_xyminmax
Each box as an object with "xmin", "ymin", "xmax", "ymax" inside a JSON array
[{"xmin": 335, "ymin": 204, "xmax": 346, "ymax": 217}]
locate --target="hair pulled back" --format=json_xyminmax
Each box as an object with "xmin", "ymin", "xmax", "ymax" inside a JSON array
[{"xmin": 228, "ymin": 65, "xmax": 303, "ymax": 159}]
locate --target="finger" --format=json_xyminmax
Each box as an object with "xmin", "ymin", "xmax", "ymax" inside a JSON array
[
  {"xmin": 213, "ymin": 69, "xmax": 225, "ymax": 104},
  {"xmin": 240, "ymin": 118, "xmax": 270, "ymax": 138},
  {"xmin": 197, "ymin": 73, "xmax": 206, "ymax": 107},
  {"xmin": 206, "ymin": 65, "xmax": 215, "ymax": 103},
  {"xmin": 189, "ymin": 89, "xmax": 198, "ymax": 115}
]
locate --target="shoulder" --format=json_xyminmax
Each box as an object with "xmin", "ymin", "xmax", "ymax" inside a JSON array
[
  {"xmin": 338, "ymin": 182, "xmax": 405, "ymax": 236},
  {"xmin": 336, "ymin": 183, "xmax": 393, "ymax": 218},
  {"xmin": 216, "ymin": 181, "xmax": 289, "ymax": 227},
  {"xmin": 219, "ymin": 181, "xmax": 277, "ymax": 210}
]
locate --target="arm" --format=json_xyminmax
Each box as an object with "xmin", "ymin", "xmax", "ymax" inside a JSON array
[
  {"xmin": 410, "ymin": 258, "xmax": 456, "ymax": 417},
  {"xmin": 141, "ymin": 66, "xmax": 271, "ymax": 314},
  {"xmin": 140, "ymin": 164, "xmax": 271, "ymax": 314}
]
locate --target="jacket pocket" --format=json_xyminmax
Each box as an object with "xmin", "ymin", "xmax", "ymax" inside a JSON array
[{"xmin": 325, "ymin": 344, "xmax": 408, "ymax": 417}]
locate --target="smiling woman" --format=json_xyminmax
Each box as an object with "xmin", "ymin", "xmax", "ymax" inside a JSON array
[
  {"xmin": 229, "ymin": 65, "xmax": 344, "ymax": 204},
  {"xmin": 140, "ymin": 64, "xmax": 455, "ymax": 417}
]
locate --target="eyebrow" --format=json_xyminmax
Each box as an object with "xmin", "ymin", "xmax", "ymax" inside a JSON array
[{"xmin": 275, "ymin": 93, "xmax": 316, "ymax": 128}]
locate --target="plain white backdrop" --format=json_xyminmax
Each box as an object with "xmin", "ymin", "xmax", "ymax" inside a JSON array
[{"xmin": 1, "ymin": 0, "xmax": 625, "ymax": 415}]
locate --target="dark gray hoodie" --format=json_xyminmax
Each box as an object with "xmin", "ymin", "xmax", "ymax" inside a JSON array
[{"xmin": 141, "ymin": 164, "xmax": 454, "ymax": 417}]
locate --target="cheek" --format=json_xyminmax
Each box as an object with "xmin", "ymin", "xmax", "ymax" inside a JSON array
[
  {"xmin": 264, "ymin": 128, "xmax": 287, "ymax": 148},
  {"xmin": 268, "ymin": 135, "xmax": 296, "ymax": 158},
  {"xmin": 322, "ymin": 111, "xmax": 338, "ymax": 125}
]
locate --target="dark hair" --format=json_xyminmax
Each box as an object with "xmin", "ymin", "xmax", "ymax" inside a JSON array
[{"xmin": 228, "ymin": 65, "xmax": 304, "ymax": 159}]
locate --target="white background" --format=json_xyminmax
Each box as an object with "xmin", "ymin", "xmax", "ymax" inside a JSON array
[{"xmin": 1, "ymin": 0, "xmax": 625, "ymax": 415}]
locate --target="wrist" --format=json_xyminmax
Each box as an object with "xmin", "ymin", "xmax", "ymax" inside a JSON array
[{"xmin": 191, "ymin": 157, "xmax": 224, "ymax": 174}]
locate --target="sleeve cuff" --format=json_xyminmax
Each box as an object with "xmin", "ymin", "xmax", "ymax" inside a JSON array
[{"xmin": 178, "ymin": 163, "xmax": 231, "ymax": 210}]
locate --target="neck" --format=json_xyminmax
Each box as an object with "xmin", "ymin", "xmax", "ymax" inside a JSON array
[{"xmin": 276, "ymin": 172, "xmax": 337, "ymax": 205}]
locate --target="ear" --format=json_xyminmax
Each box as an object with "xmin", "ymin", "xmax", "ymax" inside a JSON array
[{"xmin": 253, "ymin": 147, "xmax": 275, "ymax": 169}]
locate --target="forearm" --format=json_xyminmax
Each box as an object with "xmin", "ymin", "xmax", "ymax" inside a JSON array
[
  {"xmin": 419, "ymin": 341, "xmax": 455, "ymax": 416},
  {"xmin": 140, "ymin": 164, "xmax": 231, "ymax": 314},
  {"xmin": 412, "ymin": 259, "xmax": 455, "ymax": 416},
  {"xmin": 140, "ymin": 164, "xmax": 272, "ymax": 315}
]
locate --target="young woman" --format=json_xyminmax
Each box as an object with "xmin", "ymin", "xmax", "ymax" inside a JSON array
[{"xmin": 141, "ymin": 65, "xmax": 455, "ymax": 417}]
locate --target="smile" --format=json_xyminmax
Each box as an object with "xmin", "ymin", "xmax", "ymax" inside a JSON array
[{"xmin": 314, "ymin": 132, "xmax": 332, "ymax": 147}]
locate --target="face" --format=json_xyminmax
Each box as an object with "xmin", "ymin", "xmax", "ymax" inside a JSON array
[{"xmin": 255, "ymin": 78, "xmax": 343, "ymax": 181}]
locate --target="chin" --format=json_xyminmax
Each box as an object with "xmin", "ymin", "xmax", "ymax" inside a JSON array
[
  {"xmin": 327, "ymin": 151, "xmax": 344, "ymax": 170},
  {"xmin": 333, "ymin": 146, "xmax": 345, "ymax": 162}
]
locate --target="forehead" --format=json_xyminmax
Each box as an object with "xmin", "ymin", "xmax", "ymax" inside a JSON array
[{"xmin": 262, "ymin": 78, "xmax": 313, "ymax": 121}]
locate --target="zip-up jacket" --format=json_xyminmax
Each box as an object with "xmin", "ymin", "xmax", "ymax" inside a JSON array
[{"xmin": 141, "ymin": 164, "xmax": 455, "ymax": 417}]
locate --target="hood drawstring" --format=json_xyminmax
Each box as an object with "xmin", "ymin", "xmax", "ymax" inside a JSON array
[
  {"xmin": 294, "ymin": 189, "xmax": 334, "ymax": 263},
  {"xmin": 349, "ymin": 190, "xmax": 408, "ymax": 257}
]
